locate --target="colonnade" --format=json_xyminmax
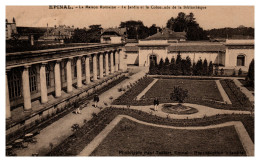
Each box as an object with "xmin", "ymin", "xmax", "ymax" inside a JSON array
[{"xmin": 6, "ymin": 50, "xmax": 123, "ymax": 119}]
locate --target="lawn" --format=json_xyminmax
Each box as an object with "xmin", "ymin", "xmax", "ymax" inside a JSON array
[
  {"xmin": 238, "ymin": 79, "xmax": 254, "ymax": 92},
  {"xmin": 143, "ymin": 79, "xmax": 223, "ymax": 102},
  {"xmin": 47, "ymin": 108, "xmax": 254, "ymax": 156},
  {"xmin": 91, "ymin": 118, "xmax": 245, "ymax": 156},
  {"xmin": 113, "ymin": 78, "xmax": 252, "ymax": 111}
]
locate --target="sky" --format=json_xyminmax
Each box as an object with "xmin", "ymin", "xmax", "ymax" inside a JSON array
[{"xmin": 6, "ymin": 6, "xmax": 254, "ymax": 30}]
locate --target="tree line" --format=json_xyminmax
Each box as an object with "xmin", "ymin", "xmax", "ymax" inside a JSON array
[{"xmin": 149, "ymin": 54, "xmax": 214, "ymax": 76}]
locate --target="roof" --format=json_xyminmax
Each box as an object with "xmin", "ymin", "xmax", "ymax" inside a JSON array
[
  {"xmin": 146, "ymin": 28, "xmax": 186, "ymax": 40},
  {"xmin": 17, "ymin": 27, "xmax": 48, "ymax": 36},
  {"xmin": 168, "ymin": 44, "xmax": 225, "ymax": 52},
  {"xmin": 125, "ymin": 42, "xmax": 226, "ymax": 52},
  {"xmin": 125, "ymin": 46, "xmax": 138, "ymax": 52},
  {"xmin": 101, "ymin": 28, "xmax": 126, "ymax": 36}
]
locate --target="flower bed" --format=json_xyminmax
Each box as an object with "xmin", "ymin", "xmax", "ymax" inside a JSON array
[
  {"xmin": 112, "ymin": 77, "xmax": 154, "ymax": 105},
  {"xmin": 47, "ymin": 107, "xmax": 254, "ymax": 156},
  {"xmin": 161, "ymin": 104, "xmax": 198, "ymax": 115},
  {"xmin": 220, "ymin": 79, "xmax": 253, "ymax": 110}
]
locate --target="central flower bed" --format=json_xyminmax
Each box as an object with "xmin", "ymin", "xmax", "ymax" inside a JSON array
[{"xmin": 162, "ymin": 104, "xmax": 198, "ymax": 115}]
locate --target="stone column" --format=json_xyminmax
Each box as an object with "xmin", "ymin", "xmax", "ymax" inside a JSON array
[
  {"xmin": 40, "ymin": 62, "xmax": 48, "ymax": 103},
  {"xmin": 119, "ymin": 50, "xmax": 123, "ymax": 71},
  {"xmin": 54, "ymin": 60, "xmax": 62, "ymax": 97},
  {"xmin": 99, "ymin": 53, "xmax": 104, "ymax": 79},
  {"xmin": 76, "ymin": 57, "xmax": 82, "ymax": 88},
  {"xmin": 22, "ymin": 65, "xmax": 32, "ymax": 111},
  {"xmin": 105, "ymin": 52, "xmax": 109, "ymax": 76},
  {"xmin": 6, "ymin": 71, "xmax": 11, "ymax": 119},
  {"xmin": 66, "ymin": 58, "xmax": 73, "ymax": 93},
  {"xmin": 93, "ymin": 54, "xmax": 98, "ymax": 81},
  {"xmin": 115, "ymin": 51, "xmax": 119, "ymax": 71},
  {"xmin": 85, "ymin": 56, "xmax": 91, "ymax": 84},
  {"xmin": 110, "ymin": 52, "xmax": 114, "ymax": 74}
]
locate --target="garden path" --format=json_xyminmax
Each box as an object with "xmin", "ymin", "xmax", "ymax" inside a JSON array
[
  {"xmin": 13, "ymin": 68, "xmax": 148, "ymax": 156},
  {"xmin": 215, "ymin": 80, "xmax": 232, "ymax": 104},
  {"xmin": 78, "ymin": 115, "xmax": 254, "ymax": 156},
  {"xmin": 233, "ymin": 79, "xmax": 254, "ymax": 104},
  {"xmin": 136, "ymin": 79, "xmax": 158, "ymax": 100},
  {"xmin": 111, "ymin": 103, "xmax": 251, "ymax": 119}
]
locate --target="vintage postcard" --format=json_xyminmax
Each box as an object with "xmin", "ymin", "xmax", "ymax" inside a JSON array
[{"xmin": 5, "ymin": 5, "xmax": 254, "ymax": 157}]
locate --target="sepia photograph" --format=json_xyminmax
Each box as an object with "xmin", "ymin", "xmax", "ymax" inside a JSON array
[{"xmin": 4, "ymin": 5, "xmax": 254, "ymax": 157}]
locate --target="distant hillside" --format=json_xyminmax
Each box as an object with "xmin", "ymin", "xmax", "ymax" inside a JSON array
[{"xmin": 206, "ymin": 27, "xmax": 254, "ymax": 39}]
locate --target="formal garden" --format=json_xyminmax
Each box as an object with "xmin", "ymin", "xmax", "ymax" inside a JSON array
[
  {"xmin": 91, "ymin": 118, "xmax": 245, "ymax": 156},
  {"xmin": 112, "ymin": 77, "xmax": 252, "ymax": 111},
  {"xmin": 47, "ymin": 107, "xmax": 253, "ymax": 156}
]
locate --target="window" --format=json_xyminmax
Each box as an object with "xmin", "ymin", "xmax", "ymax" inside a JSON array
[
  {"xmin": 237, "ymin": 55, "xmax": 245, "ymax": 66},
  {"xmin": 8, "ymin": 68, "xmax": 22, "ymax": 100},
  {"xmin": 73, "ymin": 58, "xmax": 77, "ymax": 78},
  {"xmin": 45, "ymin": 64, "xmax": 51, "ymax": 87},
  {"xmin": 81, "ymin": 57, "xmax": 85, "ymax": 76},
  {"xmin": 29, "ymin": 66, "xmax": 37, "ymax": 92},
  {"xmin": 149, "ymin": 55, "xmax": 157, "ymax": 65}
]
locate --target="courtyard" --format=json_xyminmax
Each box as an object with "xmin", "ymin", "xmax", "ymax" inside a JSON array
[{"xmin": 6, "ymin": 67, "xmax": 254, "ymax": 157}]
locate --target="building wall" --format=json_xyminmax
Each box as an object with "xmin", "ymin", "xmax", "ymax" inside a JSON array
[
  {"xmin": 137, "ymin": 46, "xmax": 225, "ymax": 67},
  {"xmin": 126, "ymin": 52, "xmax": 139, "ymax": 65},
  {"xmin": 138, "ymin": 47, "xmax": 168, "ymax": 66},
  {"xmin": 168, "ymin": 52, "xmax": 225, "ymax": 65},
  {"xmin": 225, "ymin": 48, "xmax": 254, "ymax": 70},
  {"xmin": 101, "ymin": 36, "xmax": 122, "ymax": 44}
]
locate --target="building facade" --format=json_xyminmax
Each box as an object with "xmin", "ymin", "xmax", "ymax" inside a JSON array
[
  {"xmin": 6, "ymin": 43, "xmax": 127, "ymax": 135},
  {"xmin": 125, "ymin": 30, "xmax": 254, "ymax": 71},
  {"xmin": 100, "ymin": 28, "xmax": 126, "ymax": 44}
]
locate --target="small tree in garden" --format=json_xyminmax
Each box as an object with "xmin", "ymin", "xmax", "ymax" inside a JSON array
[
  {"xmin": 238, "ymin": 68, "xmax": 242, "ymax": 76},
  {"xmin": 181, "ymin": 59, "xmax": 187, "ymax": 75},
  {"xmin": 202, "ymin": 59, "xmax": 208, "ymax": 76},
  {"xmin": 163, "ymin": 57, "xmax": 170, "ymax": 75},
  {"xmin": 220, "ymin": 68, "xmax": 224, "ymax": 76},
  {"xmin": 170, "ymin": 57, "xmax": 176, "ymax": 75},
  {"xmin": 214, "ymin": 65, "xmax": 219, "ymax": 75},
  {"xmin": 232, "ymin": 69, "xmax": 236, "ymax": 76},
  {"xmin": 192, "ymin": 62, "xmax": 196, "ymax": 75},
  {"xmin": 185, "ymin": 56, "xmax": 192, "ymax": 75},
  {"xmin": 176, "ymin": 53, "xmax": 182, "ymax": 65},
  {"xmin": 170, "ymin": 86, "xmax": 188, "ymax": 104},
  {"xmin": 176, "ymin": 54, "xmax": 182, "ymax": 75},
  {"xmin": 158, "ymin": 58, "xmax": 164, "ymax": 74},
  {"xmin": 208, "ymin": 61, "xmax": 213, "ymax": 76},
  {"xmin": 149, "ymin": 60, "xmax": 157, "ymax": 75},
  {"xmin": 247, "ymin": 59, "xmax": 254, "ymax": 87},
  {"xmin": 196, "ymin": 59, "xmax": 203, "ymax": 75}
]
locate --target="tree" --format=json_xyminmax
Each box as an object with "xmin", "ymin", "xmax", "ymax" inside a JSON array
[
  {"xmin": 119, "ymin": 20, "xmax": 149, "ymax": 39},
  {"xmin": 149, "ymin": 59, "xmax": 157, "ymax": 75},
  {"xmin": 148, "ymin": 24, "xmax": 160, "ymax": 36},
  {"xmin": 72, "ymin": 28, "xmax": 88, "ymax": 43},
  {"xmin": 170, "ymin": 86, "xmax": 188, "ymax": 104},
  {"xmin": 185, "ymin": 56, "xmax": 192, "ymax": 75},
  {"xmin": 202, "ymin": 59, "xmax": 208, "ymax": 76},
  {"xmin": 163, "ymin": 57, "xmax": 171, "ymax": 75},
  {"xmin": 195, "ymin": 59, "xmax": 203, "ymax": 75},
  {"xmin": 208, "ymin": 61, "xmax": 213, "ymax": 76},
  {"xmin": 158, "ymin": 58, "xmax": 164, "ymax": 75},
  {"xmin": 192, "ymin": 62, "xmax": 196, "ymax": 75},
  {"xmin": 176, "ymin": 53, "xmax": 182, "ymax": 75},
  {"xmin": 170, "ymin": 57, "xmax": 176, "ymax": 75},
  {"xmin": 166, "ymin": 12, "xmax": 208, "ymax": 40},
  {"xmin": 247, "ymin": 59, "xmax": 254, "ymax": 87},
  {"xmin": 87, "ymin": 24, "xmax": 102, "ymax": 43}
]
